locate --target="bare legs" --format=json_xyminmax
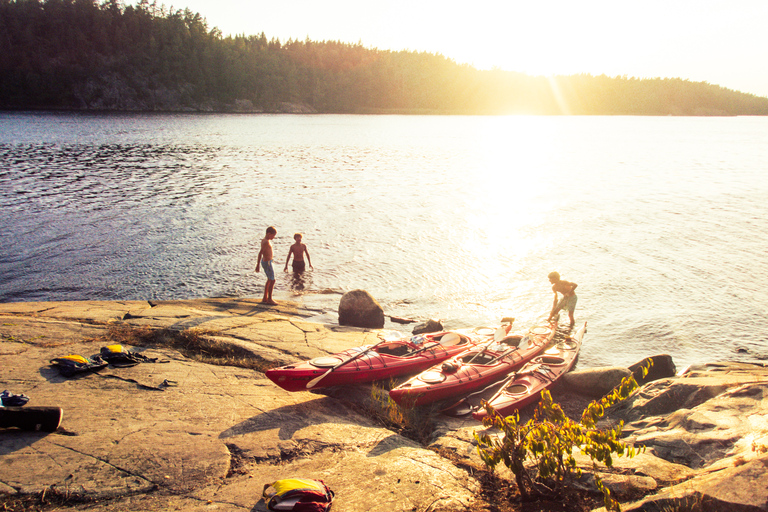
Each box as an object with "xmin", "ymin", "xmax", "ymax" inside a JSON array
[{"xmin": 262, "ymin": 279, "xmax": 277, "ymax": 305}]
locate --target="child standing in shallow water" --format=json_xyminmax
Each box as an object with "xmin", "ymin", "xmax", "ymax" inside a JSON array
[
  {"xmin": 284, "ymin": 233, "xmax": 313, "ymax": 273},
  {"xmin": 256, "ymin": 226, "xmax": 278, "ymax": 305}
]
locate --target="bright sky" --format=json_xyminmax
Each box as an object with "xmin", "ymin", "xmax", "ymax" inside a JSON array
[{"xmin": 165, "ymin": 0, "xmax": 768, "ymax": 98}]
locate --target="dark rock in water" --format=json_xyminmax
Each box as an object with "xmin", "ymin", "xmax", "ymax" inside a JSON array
[
  {"xmin": 338, "ymin": 290, "xmax": 385, "ymax": 328},
  {"xmin": 413, "ymin": 319, "xmax": 443, "ymax": 335},
  {"xmin": 629, "ymin": 354, "xmax": 676, "ymax": 385}
]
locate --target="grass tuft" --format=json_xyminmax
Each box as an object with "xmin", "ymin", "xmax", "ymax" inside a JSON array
[
  {"xmin": 104, "ymin": 325, "xmax": 279, "ymax": 373},
  {"xmin": 366, "ymin": 382, "xmax": 439, "ymax": 446}
]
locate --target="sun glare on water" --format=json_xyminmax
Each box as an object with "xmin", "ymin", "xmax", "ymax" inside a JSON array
[{"xmin": 435, "ymin": 117, "xmax": 563, "ymax": 316}]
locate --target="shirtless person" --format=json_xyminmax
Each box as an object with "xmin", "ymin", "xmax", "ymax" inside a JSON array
[
  {"xmin": 284, "ymin": 233, "xmax": 313, "ymax": 273},
  {"xmin": 256, "ymin": 226, "xmax": 278, "ymax": 305},
  {"xmin": 548, "ymin": 271, "xmax": 578, "ymax": 327}
]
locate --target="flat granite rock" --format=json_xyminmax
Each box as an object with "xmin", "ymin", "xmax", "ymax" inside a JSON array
[{"xmin": 0, "ymin": 300, "xmax": 484, "ymax": 512}]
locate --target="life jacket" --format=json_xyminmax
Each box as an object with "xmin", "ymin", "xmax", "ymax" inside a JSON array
[
  {"xmin": 262, "ymin": 478, "xmax": 334, "ymax": 512},
  {"xmin": 99, "ymin": 345, "xmax": 157, "ymax": 367},
  {"xmin": 49, "ymin": 354, "xmax": 108, "ymax": 377}
]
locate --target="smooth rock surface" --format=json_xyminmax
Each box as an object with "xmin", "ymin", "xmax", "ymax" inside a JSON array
[
  {"xmin": 561, "ymin": 366, "xmax": 633, "ymax": 397},
  {"xmin": 0, "ymin": 299, "xmax": 478, "ymax": 511},
  {"xmin": 3, "ymin": 300, "xmax": 768, "ymax": 512}
]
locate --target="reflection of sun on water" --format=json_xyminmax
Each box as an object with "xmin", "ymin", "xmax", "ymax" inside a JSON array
[{"xmin": 436, "ymin": 117, "xmax": 563, "ymax": 321}]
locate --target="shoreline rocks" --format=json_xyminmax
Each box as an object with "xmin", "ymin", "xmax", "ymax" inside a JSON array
[
  {"xmin": 1, "ymin": 299, "xmax": 768, "ymax": 512},
  {"xmin": 338, "ymin": 289, "xmax": 385, "ymax": 328}
]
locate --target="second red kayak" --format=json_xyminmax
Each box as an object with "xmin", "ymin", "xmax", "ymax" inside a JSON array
[{"xmin": 388, "ymin": 318, "xmax": 559, "ymax": 408}]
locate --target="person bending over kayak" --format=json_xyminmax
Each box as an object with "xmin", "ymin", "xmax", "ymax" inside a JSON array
[{"xmin": 548, "ymin": 271, "xmax": 578, "ymax": 327}]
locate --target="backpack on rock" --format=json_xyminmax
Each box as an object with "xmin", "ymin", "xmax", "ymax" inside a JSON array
[{"xmin": 262, "ymin": 478, "xmax": 334, "ymax": 512}]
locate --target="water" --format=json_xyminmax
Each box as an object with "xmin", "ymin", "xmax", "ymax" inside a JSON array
[{"xmin": 2, "ymin": 111, "xmax": 768, "ymax": 369}]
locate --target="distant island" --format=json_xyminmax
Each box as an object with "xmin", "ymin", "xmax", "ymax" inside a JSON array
[{"xmin": 2, "ymin": 0, "xmax": 768, "ymax": 116}]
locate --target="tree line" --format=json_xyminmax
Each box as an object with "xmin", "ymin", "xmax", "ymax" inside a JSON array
[{"xmin": 2, "ymin": 0, "xmax": 767, "ymax": 115}]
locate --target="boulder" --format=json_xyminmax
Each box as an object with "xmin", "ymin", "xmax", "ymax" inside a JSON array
[
  {"xmin": 412, "ymin": 318, "xmax": 443, "ymax": 335},
  {"xmin": 629, "ymin": 354, "xmax": 676, "ymax": 385},
  {"xmin": 338, "ymin": 290, "xmax": 385, "ymax": 329},
  {"xmin": 561, "ymin": 366, "xmax": 632, "ymax": 398}
]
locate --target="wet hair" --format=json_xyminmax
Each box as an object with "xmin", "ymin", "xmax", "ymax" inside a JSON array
[
  {"xmin": 294, "ymin": 233, "xmax": 302, "ymax": 240},
  {"xmin": 548, "ymin": 271, "xmax": 560, "ymax": 281},
  {"xmin": 266, "ymin": 226, "xmax": 276, "ymax": 235}
]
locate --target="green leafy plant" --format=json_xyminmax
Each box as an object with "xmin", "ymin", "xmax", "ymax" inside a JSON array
[{"xmin": 475, "ymin": 362, "xmax": 651, "ymax": 511}]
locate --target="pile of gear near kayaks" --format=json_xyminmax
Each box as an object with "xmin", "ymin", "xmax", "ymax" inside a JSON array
[
  {"xmin": 266, "ymin": 325, "xmax": 510, "ymax": 392},
  {"xmin": 472, "ymin": 321, "xmax": 587, "ymax": 421},
  {"xmin": 388, "ymin": 316, "xmax": 560, "ymax": 408}
]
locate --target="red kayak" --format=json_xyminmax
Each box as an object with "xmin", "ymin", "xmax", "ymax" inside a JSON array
[
  {"xmin": 266, "ymin": 327, "xmax": 502, "ymax": 392},
  {"xmin": 472, "ymin": 321, "xmax": 586, "ymax": 421},
  {"xmin": 388, "ymin": 318, "xmax": 559, "ymax": 408}
]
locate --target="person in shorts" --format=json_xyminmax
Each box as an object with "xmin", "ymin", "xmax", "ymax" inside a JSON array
[
  {"xmin": 284, "ymin": 233, "xmax": 313, "ymax": 273},
  {"xmin": 547, "ymin": 271, "xmax": 578, "ymax": 327},
  {"xmin": 256, "ymin": 226, "xmax": 278, "ymax": 305}
]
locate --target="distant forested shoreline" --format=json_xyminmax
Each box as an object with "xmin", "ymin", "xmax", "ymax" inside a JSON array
[{"xmin": 2, "ymin": 0, "xmax": 768, "ymax": 115}]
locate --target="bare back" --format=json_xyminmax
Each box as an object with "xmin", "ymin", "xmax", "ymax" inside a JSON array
[{"xmin": 552, "ymin": 280, "xmax": 577, "ymax": 297}]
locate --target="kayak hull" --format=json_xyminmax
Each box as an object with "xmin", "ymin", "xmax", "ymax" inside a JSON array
[
  {"xmin": 472, "ymin": 322, "xmax": 586, "ymax": 421},
  {"xmin": 389, "ymin": 318, "xmax": 559, "ymax": 408},
  {"xmin": 266, "ymin": 328, "xmax": 495, "ymax": 392}
]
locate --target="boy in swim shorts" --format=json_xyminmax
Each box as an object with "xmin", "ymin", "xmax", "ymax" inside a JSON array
[
  {"xmin": 547, "ymin": 271, "xmax": 578, "ymax": 327},
  {"xmin": 256, "ymin": 226, "xmax": 278, "ymax": 305},
  {"xmin": 284, "ymin": 233, "xmax": 313, "ymax": 273}
]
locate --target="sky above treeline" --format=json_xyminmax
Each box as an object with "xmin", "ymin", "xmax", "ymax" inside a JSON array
[{"xmin": 155, "ymin": 0, "xmax": 768, "ymax": 98}]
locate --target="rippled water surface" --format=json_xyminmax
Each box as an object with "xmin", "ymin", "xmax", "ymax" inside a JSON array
[{"xmin": 2, "ymin": 112, "xmax": 767, "ymax": 368}]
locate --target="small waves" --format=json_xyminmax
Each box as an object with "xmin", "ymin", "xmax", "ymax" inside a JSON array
[{"xmin": 2, "ymin": 113, "xmax": 768, "ymax": 369}]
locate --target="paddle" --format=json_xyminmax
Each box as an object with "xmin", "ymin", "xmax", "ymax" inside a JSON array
[
  {"xmin": 306, "ymin": 338, "xmax": 389, "ymax": 389},
  {"xmin": 464, "ymin": 322, "xmax": 512, "ymax": 365},
  {"xmin": 404, "ymin": 331, "xmax": 460, "ymax": 358},
  {"xmin": 305, "ymin": 331, "xmax": 463, "ymax": 390}
]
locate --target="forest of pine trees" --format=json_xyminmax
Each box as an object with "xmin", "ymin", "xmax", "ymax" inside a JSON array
[{"xmin": 2, "ymin": 0, "xmax": 768, "ymax": 115}]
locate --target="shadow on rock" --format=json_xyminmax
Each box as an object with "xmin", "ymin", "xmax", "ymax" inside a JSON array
[
  {"xmin": 219, "ymin": 396, "xmax": 356, "ymax": 441},
  {"xmin": 0, "ymin": 430, "xmax": 54, "ymax": 456}
]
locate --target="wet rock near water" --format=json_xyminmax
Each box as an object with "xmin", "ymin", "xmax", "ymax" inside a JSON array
[
  {"xmin": 412, "ymin": 318, "xmax": 444, "ymax": 335},
  {"xmin": 338, "ymin": 289, "xmax": 385, "ymax": 329}
]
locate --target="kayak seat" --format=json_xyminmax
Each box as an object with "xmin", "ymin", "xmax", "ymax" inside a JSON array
[
  {"xmin": 460, "ymin": 353, "xmax": 494, "ymax": 365},
  {"xmin": 377, "ymin": 345, "xmax": 410, "ymax": 357},
  {"xmin": 501, "ymin": 335, "xmax": 524, "ymax": 347}
]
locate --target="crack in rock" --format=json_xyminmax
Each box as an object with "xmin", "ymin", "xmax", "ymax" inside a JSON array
[{"xmin": 48, "ymin": 441, "xmax": 157, "ymax": 486}]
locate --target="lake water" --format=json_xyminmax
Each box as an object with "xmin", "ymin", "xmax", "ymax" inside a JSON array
[{"xmin": 2, "ymin": 111, "xmax": 767, "ymax": 369}]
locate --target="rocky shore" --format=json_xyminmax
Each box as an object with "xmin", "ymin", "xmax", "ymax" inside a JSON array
[{"xmin": 1, "ymin": 299, "xmax": 767, "ymax": 511}]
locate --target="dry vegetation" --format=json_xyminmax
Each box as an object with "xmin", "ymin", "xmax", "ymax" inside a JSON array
[{"xmin": 104, "ymin": 324, "xmax": 278, "ymax": 373}]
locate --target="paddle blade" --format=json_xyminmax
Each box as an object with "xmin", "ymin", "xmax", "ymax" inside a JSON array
[
  {"xmin": 440, "ymin": 332, "xmax": 460, "ymax": 346},
  {"xmin": 441, "ymin": 400, "xmax": 475, "ymax": 417},
  {"xmin": 306, "ymin": 368, "xmax": 332, "ymax": 389},
  {"xmin": 494, "ymin": 326, "xmax": 507, "ymax": 342}
]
